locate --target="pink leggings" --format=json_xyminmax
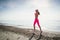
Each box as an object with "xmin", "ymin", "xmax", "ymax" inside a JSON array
[{"xmin": 33, "ymin": 18, "xmax": 40, "ymax": 28}]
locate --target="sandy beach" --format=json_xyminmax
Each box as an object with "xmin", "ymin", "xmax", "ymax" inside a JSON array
[{"xmin": 0, "ymin": 25, "xmax": 60, "ymax": 40}]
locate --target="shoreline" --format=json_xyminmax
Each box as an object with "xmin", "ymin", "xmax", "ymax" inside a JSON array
[{"xmin": 0, "ymin": 23, "xmax": 60, "ymax": 33}]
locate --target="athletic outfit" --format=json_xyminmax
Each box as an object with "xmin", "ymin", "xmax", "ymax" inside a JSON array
[{"xmin": 33, "ymin": 13, "xmax": 40, "ymax": 28}]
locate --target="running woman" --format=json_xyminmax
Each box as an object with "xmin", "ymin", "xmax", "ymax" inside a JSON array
[{"xmin": 33, "ymin": 9, "xmax": 42, "ymax": 33}]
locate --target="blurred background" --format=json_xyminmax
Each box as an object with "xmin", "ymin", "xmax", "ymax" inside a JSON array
[{"xmin": 0, "ymin": 0, "xmax": 60, "ymax": 32}]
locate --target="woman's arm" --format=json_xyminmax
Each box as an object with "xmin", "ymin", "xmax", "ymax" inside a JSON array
[{"xmin": 38, "ymin": 12, "xmax": 40, "ymax": 15}]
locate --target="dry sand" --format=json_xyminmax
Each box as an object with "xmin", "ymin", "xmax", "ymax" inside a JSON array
[
  {"xmin": 0, "ymin": 29, "xmax": 37, "ymax": 40},
  {"xmin": 0, "ymin": 25, "xmax": 60, "ymax": 40}
]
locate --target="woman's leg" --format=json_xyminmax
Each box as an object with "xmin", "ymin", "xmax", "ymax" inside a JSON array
[
  {"xmin": 37, "ymin": 19, "xmax": 42, "ymax": 33},
  {"xmin": 33, "ymin": 19, "xmax": 37, "ymax": 32}
]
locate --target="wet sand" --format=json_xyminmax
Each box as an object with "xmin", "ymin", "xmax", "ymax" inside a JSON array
[{"xmin": 0, "ymin": 25, "xmax": 60, "ymax": 40}]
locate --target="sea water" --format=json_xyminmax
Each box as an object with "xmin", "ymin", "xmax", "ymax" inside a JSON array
[{"xmin": 0, "ymin": 19, "xmax": 60, "ymax": 32}]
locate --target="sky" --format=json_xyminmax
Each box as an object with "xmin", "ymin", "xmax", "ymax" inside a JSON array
[{"xmin": 0, "ymin": 0, "xmax": 60, "ymax": 32}]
